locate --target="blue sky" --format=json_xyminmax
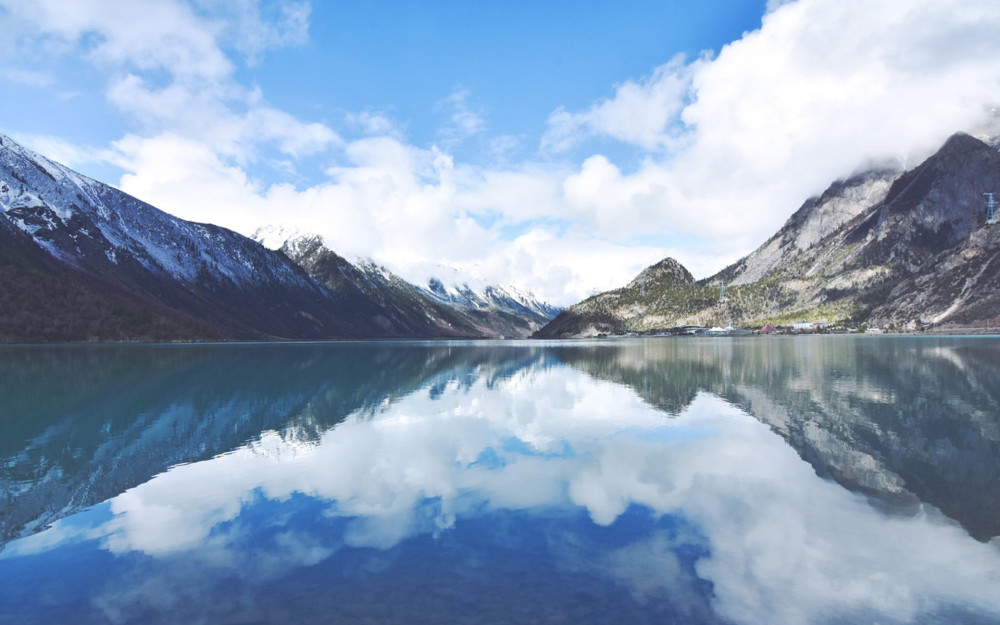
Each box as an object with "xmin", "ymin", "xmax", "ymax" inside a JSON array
[
  {"xmin": 276, "ymin": 1, "xmax": 765, "ymax": 159},
  {"xmin": 3, "ymin": 0, "xmax": 1000, "ymax": 305}
]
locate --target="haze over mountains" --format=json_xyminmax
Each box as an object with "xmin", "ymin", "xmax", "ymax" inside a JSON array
[
  {"xmin": 537, "ymin": 132, "xmax": 1000, "ymax": 338},
  {"xmin": 0, "ymin": 133, "xmax": 557, "ymax": 342}
]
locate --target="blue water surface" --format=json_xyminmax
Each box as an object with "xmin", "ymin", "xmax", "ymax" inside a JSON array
[{"xmin": 1, "ymin": 337, "xmax": 999, "ymax": 624}]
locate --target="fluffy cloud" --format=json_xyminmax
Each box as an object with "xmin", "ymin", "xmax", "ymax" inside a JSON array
[
  {"xmin": 118, "ymin": 0, "xmax": 1000, "ymax": 304},
  {"xmin": 346, "ymin": 110, "xmax": 405, "ymax": 139},
  {"xmin": 541, "ymin": 54, "xmax": 703, "ymax": 154},
  {"xmin": 216, "ymin": 0, "xmax": 311, "ymax": 65},
  {"xmin": 547, "ymin": 0, "xmax": 1000, "ymax": 259},
  {"xmin": 2, "ymin": 0, "xmax": 232, "ymax": 80},
  {"xmin": 2, "ymin": 0, "xmax": 339, "ymax": 163},
  {"xmin": 6, "ymin": 0, "xmax": 1000, "ymax": 306},
  {"xmin": 111, "ymin": 130, "xmax": 662, "ymax": 304},
  {"xmin": 2, "ymin": 0, "xmax": 662, "ymax": 305}
]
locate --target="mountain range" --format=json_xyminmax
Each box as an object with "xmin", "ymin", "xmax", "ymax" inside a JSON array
[
  {"xmin": 536, "ymin": 132, "xmax": 1000, "ymax": 337},
  {"xmin": 0, "ymin": 133, "xmax": 558, "ymax": 342},
  {"xmin": 4, "ymin": 129, "xmax": 999, "ymax": 342}
]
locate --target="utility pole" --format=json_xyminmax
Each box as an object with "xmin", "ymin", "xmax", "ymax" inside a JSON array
[{"xmin": 985, "ymin": 192, "xmax": 998, "ymax": 223}]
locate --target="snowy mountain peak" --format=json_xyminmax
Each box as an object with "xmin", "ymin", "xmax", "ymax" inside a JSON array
[
  {"xmin": 265, "ymin": 231, "xmax": 560, "ymax": 338},
  {"xmin": 0, "ymin": 132, "xmax": 409, "ymax": 340},
  {"xmin": 419, "ymin": 276, "xmax": 561, "ymax": 320},
  {"xmin": 262, "ymin": 229, "xmax": 562, "ymax": 325},
  {"xmin": 252, "ymin": 224, "xmax": 303, "ymax": 250}
]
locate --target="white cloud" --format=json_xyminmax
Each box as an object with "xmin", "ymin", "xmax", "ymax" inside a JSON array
[
  {"xmin": 111, "ymin": 130, "xmax": 662, "ymax": 305},
  {"xmin": 2, "ymin": 0, "xmax": 338, "ymax": 165},
  {"xmin": 541, "ymin": 0, "xmax": 1000, "ymax": 275},
  {"xmin": 435, "ymin": 88, "xmax": 487, "ymax": 146},
  {"xmin": 169, "ymin": 0, "xmax": 1000, "ymax": 300},
  {"xmin": 112, "ymin": 133, "xmax": 271, "ymax": 227},
  {"xmin": 4, "ymin": 0, "xmax": 233, "ymax": 80},
  {"xmin": 206, "ymin": 0, "xmax": 311, "ymax": 65},
  {"xmin": 8, "ymin": 0, "xmax": 1000, "ymax": 305},
  {"xmin": 245, "ymin": 105, "xmax": 341, "ymax": 156},
  {"xmin": 541, "ymin": 54, "xmax": 703, "ymax": 154},
  {"xmin": 346, "ymin": 110, "xmax": 405, "ymax": 139}
]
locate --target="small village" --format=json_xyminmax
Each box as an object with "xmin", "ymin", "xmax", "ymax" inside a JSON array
[{"xmin": 615, "ymin": 320, "xmax": 879, "ymax": 338}]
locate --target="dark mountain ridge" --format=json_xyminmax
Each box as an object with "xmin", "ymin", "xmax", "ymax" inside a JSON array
[{"xmin": 0, "ymin": 133, "xmax": 381, "ymax": 340}]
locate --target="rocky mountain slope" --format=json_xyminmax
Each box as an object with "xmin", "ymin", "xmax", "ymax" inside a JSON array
[
  {"xmin": 0, "ymin": 202, "xmax": 220, "ymax": 341},
  {"xmin": 535, "ymin": 258, "xmax": 705, "ymax": 337},
  {"xmin": 0, "ymin": 133, "xmax": 397, "ymax": 340},
  {"xmin": 538, "ymin": 132, "xmax": 1000, "ymax": 337},
  {"xmin": 0, "ymin": 134, "xmax": 557, "ymax": 341},
  {"xmin": 277, "ymin": 234, "xmax": 558, "ymax": 338}
]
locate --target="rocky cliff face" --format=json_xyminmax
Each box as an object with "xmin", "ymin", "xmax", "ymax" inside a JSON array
[
  {"xmin": 750, "ymin": 132, "xmax": 1000, "ymax": 328},
  {"xmin": 715, "ymin": 167, "xmax": 900, "ymax": 287},
  {"xmin": 537, "ymin": 132, "xmax": 1000, "ymax": 336}
]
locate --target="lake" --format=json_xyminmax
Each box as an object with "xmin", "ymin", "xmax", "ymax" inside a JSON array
[{"xmin": 1, "ymin": 336, "xmax": 999, "ymax": 624}]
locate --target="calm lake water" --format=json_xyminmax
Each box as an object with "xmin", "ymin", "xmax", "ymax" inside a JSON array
[{"xmin": 1, "ymin": 336, "xmax": 999, "ymax": 624}]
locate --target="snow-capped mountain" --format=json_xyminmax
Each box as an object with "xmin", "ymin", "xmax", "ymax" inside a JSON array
[
  {"xmin": 1, "ymin": 135, "xmax": 297, "ymax": 289},
  {"xmin": 421, "ymin": 276, "xmax": 562, "ymax": 322},
  {"xmin": 0, "ymin": 133, "xmax": 422, "ymax": 340},
  {"xmin": 0, "ymin": 129, "xmax": 561, "ymax": 342},
  {"xmin": 271, "ymin": 233, "xmax": 560, "ymax": 338}
]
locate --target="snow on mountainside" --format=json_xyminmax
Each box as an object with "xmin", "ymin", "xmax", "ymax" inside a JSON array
[
  {"xmin": 346, "ymin": 259, "xmax": 562, "ymax": 335},
  {"xmin": 0, "ymin": 134, "xmax": 303, "ymax": 288},
  {"xmin": 0, "ymin": 126, "xmax": 559, "ymax": 342},
  {"xmin": 266, "ymin": 232, "xmax": 560, "ymax": 338},
  {"xmin": 254, "ymin": 226, "xmax": 561, "ymax": 325},
  {"xmin": 420, "ymin": 275, "xmax": 562, "ymax": 322},
  {"xmin": 0, "ymin": 133, "xmax": 404, "ymax": 340}
]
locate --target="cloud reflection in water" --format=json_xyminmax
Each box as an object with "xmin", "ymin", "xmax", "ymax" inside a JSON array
[{"xmin": 4, "ymin": 355, "xmax": 1000, "ymax": 625}]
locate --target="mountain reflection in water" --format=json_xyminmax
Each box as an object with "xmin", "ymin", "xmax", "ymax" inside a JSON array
[{"xmin": 0, "ymin": 337, "xmax": 998, "ymax": 625}]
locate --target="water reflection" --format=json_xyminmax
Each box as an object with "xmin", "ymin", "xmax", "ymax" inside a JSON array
[
  {"xmin": 0, "ymin": 342, "xmax": 550, "ymax": 544},
  {"xmin": 1, "ymin": 338, "xmax": 999, "ymax": 625},
  {"xmin": 551, "ymin": 337, "xmax": 1000, "ymax": 540}
]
